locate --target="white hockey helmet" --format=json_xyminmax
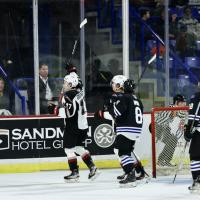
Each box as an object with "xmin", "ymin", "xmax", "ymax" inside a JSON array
[
  {"xmin": 63, "ymin": 74, "xmax": 79, "ymax": 92},
  {"xmin": 111, "ymin": 75, "xmax": 127, "ymax": 91}
]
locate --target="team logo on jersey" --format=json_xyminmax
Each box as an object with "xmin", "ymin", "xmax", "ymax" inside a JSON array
[
  {"xmin": 93, "ymin": 124, "xmax": 115, "ymax": 148},
  {"xmin": 0, "ymin": 129, "xmax": 10, "ymax": 150}
]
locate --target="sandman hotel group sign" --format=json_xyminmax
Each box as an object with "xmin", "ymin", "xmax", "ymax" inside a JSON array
[{"xmin": 0, "ymin": 117, "xmax": 115, "ymax": 159}]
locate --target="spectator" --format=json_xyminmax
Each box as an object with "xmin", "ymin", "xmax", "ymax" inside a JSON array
[
  {"xmin": 0, "ymin": 77, "xmax": 12, "ymax": 115},
  {"xmin": 134, "ymin": 7, "xmax": 152, "ymax": 58},
  {"xmin": 39, "ymin": 63, "xmax": 57, "ymax": 114},
  {"xmin": 169, "ymin": 11, "xmax": 179, "ymax": 40},
  {"xmin": 176, "ymin": 24, "xmax": 197, "ymax": 59},
  {"xmin": 153, "ymin": 7, "xmax": 165, "ymax": 40},
  {"xmin": 178, "ymin": 6, "xmax": 200, "ymax": 40}
]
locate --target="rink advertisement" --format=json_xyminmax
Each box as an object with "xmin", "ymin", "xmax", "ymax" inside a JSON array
[{"xmin": 0, "ymin": 116, "xmax": 115, "ymax": 159}]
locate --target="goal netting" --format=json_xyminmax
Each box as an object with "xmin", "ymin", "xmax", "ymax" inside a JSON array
[{"xmin": 151, "ymin": 106, "xmax": 190, "ymax": 178}]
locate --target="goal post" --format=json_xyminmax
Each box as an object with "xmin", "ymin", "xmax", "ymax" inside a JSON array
[{"xmin": 151, "ymin": 106, "xmax": 190, "ymax": 178}]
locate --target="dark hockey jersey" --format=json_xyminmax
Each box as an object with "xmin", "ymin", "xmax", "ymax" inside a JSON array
[
  {"xmin": 107, "ymin": 92, "xmax": 143, "ymax": 141},
  {"xmin": 188, "ymin": 91, "xmax": 200, "ymax": 132},
  {"xmin": 61, "ymin": 89, "xmax": 88, "ymax": 130},
  {"xmin": 187, "ymin": 91, "xmax": 200, "ymax": 157}
]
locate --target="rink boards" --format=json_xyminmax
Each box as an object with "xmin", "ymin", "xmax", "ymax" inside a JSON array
[{"xmin": 0, "ymin": 114, "xmax": 152, "ymax": 173}]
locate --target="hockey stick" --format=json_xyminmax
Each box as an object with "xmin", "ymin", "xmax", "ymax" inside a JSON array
[
  {"xmin": 67, "ymin": 18, "xmax": 87, "ymax": 65},
  {"xmin": 172, "ymin": 101, "xmax": 200, "ymax": 183},
  {"xmin": 132, "ymin": 150, "xmax": 150, "ymax": 178},
  {"xmin": 148, "ymin": 54, "xmax": 157, "ymax": 65},
  {"xmin": 172, "ymin": 140, "xmax": 188, "ymax": 184},
  {"xmin": 136, "ymin": 53, "xmax": 157, "ymax": 88}
]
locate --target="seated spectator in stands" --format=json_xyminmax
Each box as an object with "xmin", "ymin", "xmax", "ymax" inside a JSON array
[
  {"xmin": 39, "ymin": 63, "xmax": 57, "ymax": 114},
  {"xmin": 178, "ymin": 6, "xmax": 200, "ymax": 40},
  {"xmin": 175, "ymin": 25, "xmax": 197, "ymax": 59},
  {"xmin": 0, "ymin": 77, "xmax": 12, "ymax": 115}
]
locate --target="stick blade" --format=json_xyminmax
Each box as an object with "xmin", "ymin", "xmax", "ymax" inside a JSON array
[
  {"xmin": 80, "ymin": 18, "xmax": 87, "ymax": 28},
  {"xmin": 148, "ymin": 54, "xmax": 156, "ymax": 64}
]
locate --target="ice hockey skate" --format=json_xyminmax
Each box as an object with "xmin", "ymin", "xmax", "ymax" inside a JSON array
[
  {"xmin": 117, "ymin": 173, "xmax": 125, "ymax": 180},
  {"xmin": 188, "ymin": 177, "xmax": 200, "ymax": 193},
  {"xmin": 119, "ymin": 171, "xmax": 136, "ymax": 187},
  {"xmin": 117, "ymin": 170, "xmax": 150, "ymax": 183},
  {"xmin": 88, "ymin": 166, "xmax": 100, "ymax": 180},
  {"xmin": 64, "ymin": 169, "xmax": 80, "ymax": 183}
]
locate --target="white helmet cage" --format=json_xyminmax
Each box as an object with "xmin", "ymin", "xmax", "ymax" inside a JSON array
[
  {"xmin": 63, "ymin": 74, "xmax": 79, "ymax": 92},
  {"xmin": 111, "ymin": 75, "xmax": 127, "ymax": 90}
]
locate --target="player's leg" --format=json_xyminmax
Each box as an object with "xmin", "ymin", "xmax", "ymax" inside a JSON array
[
  {"xmin": 64, "ymin": 148, "xmax": 80, "ymax": 181},
  {"xmin": 116, "ymin": 145, "xmax": 148, "ymax": 181},
  {"xmin": 115, "ymin": 135, "xmax": 136, "ymax": 185},
  {"xmin": 162, "ymin": 135, "xmax": 177, "ymax": 166},
  {"xmin": 188, "ymin": 133, "xmax": 200, "ymax": 190},
  {"xmin": 63, "ymin": 128, "xmax": 79, "ymax": 181},
  {"xmin": 75, "ymin": 129, "xmax": 99, "ymax": 180},
  {"xmin": 188, "ymin": 155, "xmax": 200, "ymax": 190}
]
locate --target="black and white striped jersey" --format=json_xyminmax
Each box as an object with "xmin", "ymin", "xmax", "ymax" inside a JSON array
[
  {"xmin": 61, "ymin": 89, "xmax": 88, "ymax": 130},
  {"xmin": 107, "ymin": 92, "xmax": 143, "ymax": 141},
  {"xmin": 155, "ymin": 104, "xmax": 186, "ymax": 127},
  {"xmin": 155, "ymin": 104, "xmax": 187, "ymax": 139}
]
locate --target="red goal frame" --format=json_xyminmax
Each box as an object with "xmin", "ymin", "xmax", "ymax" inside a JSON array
[{"xmin": 151, "ymin": 106, "xmax": 189, "ymax": 178}]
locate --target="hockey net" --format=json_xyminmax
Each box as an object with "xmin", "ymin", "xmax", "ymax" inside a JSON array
[{"xmin": 151, "ymin": 106, "xmax": 190, "ymax": 178}]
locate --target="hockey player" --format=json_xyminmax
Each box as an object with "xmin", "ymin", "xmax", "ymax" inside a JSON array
[
  {"xmin": 155, "ymin": 94, "xmax": 187, "ymax": 167},
  {"xmin": 60, "ymin": 73, "xmax": 99, "ymax": 181},
  {"xmin": 184, "ymin": 89, "xmax": 200, "ymax": 191},
  {"xmin": 116, "ymin": 79, "xmax": 148, "ymax": 181},
  {"xmin": 95, "ymin": 75, "xmax": 143, "ymax": 186}
]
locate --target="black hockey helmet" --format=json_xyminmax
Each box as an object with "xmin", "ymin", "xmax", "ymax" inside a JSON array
[
  {"xmin": 65, "ymin": 62, "xmax": 77, "ymax": 74},
  {"xmin": 173, "ymin": 94, "xmax": 186, "ymax": 104},
  {"xmin": 124, "ymin": 79, "xmax": 136, "ymax": 94}
]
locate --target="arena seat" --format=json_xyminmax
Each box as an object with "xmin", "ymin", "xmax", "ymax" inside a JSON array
[{"xmin": 184, "ymin": 57, "xmax": 200, "ymax": 68}]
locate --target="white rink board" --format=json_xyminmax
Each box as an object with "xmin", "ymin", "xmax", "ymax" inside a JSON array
[{"xmin": 0, "ymin": 114, "xmax": 152, "ymax": 165}]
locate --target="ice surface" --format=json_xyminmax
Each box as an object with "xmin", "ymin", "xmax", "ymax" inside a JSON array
[{"xmin": 0, "ymin": 169, "xmax": 199, "ymax": 200}]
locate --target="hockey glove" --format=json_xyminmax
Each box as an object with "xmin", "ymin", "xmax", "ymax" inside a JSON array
[
  {"xmin": 48, "ymin": 103, "xmax": 57, "ymax": 114},
  {"xmin": 53, "ymin": 106, "xmax": 59, "ymax": 115}
]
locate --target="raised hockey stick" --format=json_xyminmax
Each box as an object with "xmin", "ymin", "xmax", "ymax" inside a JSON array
[
  {"xmin": 67, "ymin": 18, "xmax": 87, "ymax": 65},
  {"xmin": 136, "ymin": 53, "xmax": 157, "ymax": 88},
  {"xmin": 172, "ymin": 101, "xmax": 200, "ymax": 183},
  {"xmin": 148, "ymin": 53, "xmax": 157, "ymax": 65}
]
